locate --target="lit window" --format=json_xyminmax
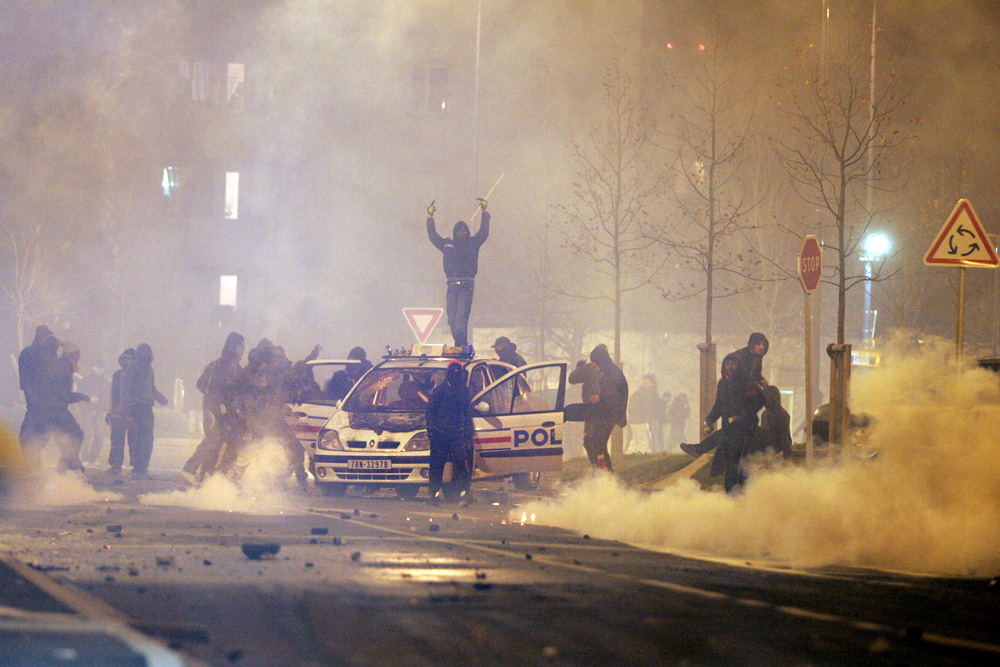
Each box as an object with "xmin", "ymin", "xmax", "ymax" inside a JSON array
[
  {"xmin": 161, "ymin": 167, "xmax": 178, "ymax": 198},
  {"xmin": 224, "ymin": 172, "xmax": 239, "ymax": 220},
  {"xmin": 219, "ymin": 275, "xmax": 238, "ymax": 307}
]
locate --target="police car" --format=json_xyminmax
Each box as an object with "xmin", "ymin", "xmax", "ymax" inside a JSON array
[{"xmin": 296, "ymin": 344, "xmax": 567, "ymax": 498}]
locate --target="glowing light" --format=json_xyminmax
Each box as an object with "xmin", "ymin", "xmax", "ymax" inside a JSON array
[
  {"xmin": 698, "ymin": 44, "xmax": 706, "ymax": 51},
  {"xmin": 666, "ymin": 42, "xmax": 673, "ymax": 49},
  {"xmin": 863, "ymin": 232, "xmax": 891, "ymax": 258},
  {"xmin": 520, "ymin": 512, "xmax": 528, "ymax": 523}
]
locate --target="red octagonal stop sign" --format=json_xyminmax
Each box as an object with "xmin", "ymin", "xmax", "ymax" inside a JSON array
[{"xmin": 798, "ymin": 235, "xmax": 822, "ymax": 293}]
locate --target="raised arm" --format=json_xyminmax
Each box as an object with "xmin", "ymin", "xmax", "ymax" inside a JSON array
[{"xmin": 425, "ymin": 200, "xmax": 446, "ymax": 250}]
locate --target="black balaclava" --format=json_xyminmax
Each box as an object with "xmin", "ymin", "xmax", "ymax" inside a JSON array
[
  {"xmin": 451, "ymin": 221, "xmax": 470, "ymax": 242},
  {"xmin": 222, "ymin": 332, "xmax": 244, "ymax": 358},
  {"xmin": 135, "ymin": 343, "xmax": 153, "ymax": 366},
  {"xmin": 589, "ymin": 343, "xmax": 613, "ymax": 370},
  {"xmin": 33, "ymin": 325, "xmax": 53, "ymax": 345},
  {"xmin": 119, "ymin": 348, "xmax": 136, "ymax": 368},
  {"xmin": 446, "ymin": 361, "xmax": 465, "ymax": 389}
]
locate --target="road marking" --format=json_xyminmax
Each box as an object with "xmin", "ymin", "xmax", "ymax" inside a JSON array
[
  {"xmin": 297, "ymin": 509, "xmax": 1000, "ymax": 657},
  {"xmin": 0, "ymin": 556, "xmax": 129, "ymax": 623}
]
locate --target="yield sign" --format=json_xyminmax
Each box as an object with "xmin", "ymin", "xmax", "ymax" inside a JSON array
[
  {"xmin": 924, "ymin": 199, "xmax": 999, "ymax": 268},
  {"xmin": 402, "ymin": 307, "xmax": 443, "ymax": 344}
]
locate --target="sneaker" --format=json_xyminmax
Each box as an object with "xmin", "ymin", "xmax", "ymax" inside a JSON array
[
  {"xmin": 180, "ymin": 470, "xmax": 199, "ymax": 486},
  {"xmin": 680, "ymin": 443, "xmax": 700, "ymax": 458},
  {"xmin": 459, "ymin": 492, "xmax": 476, "ymax": 507}
]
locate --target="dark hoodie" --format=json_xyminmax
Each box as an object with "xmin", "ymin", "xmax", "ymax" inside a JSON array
[
  {"xmin": 590, "ymin": 344, "xmax": 628, "ymax": 426},
  {"xmin": 706, "ymin": 352, "xmax": 762, "ymax": 436},
  {"xmin": 122, "ymin": 343, "xmax": 166, "ymax": 408},
  {"xmin": 426, "ymin": 362, "xmax": 474, "ymax": 442},
  {"xmin": 427, "ymin": 213, "xmax": 491, "ymax": 280},
  {"xmin": 18, "ymin": 324, "xmax": 54, "ymax": 402},
  {"xmin": 736, "ymin": 332, "xmax": 769, "ymax": 388},
  {"xmin": 197, "ymin": 332, "xmax": 245, "ymax": 411}
]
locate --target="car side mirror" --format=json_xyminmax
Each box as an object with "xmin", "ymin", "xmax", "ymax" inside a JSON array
[{"xmin": 474, "ymin": 402, "xmax": 490, "ymax": 414}]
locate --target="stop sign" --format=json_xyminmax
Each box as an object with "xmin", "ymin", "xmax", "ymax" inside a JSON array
[{"xmin": 798, "ymin": 235, "xmax": 823, "ymax": 293}]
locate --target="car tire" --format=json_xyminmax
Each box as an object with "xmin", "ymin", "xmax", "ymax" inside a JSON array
[
  {"xmin": 394, "ymin": 485, "xmax": 420, "ymax": 500},
  {"xmin": 317, "ymin": 482, "xmax": 347, "ymax": 497},
  {"xmin": 512, "ymin": 471, "xmax": 541, "ymax": 491}
]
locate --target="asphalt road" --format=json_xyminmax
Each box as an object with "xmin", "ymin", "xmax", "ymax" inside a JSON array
[{"xmin": 1, "ymin": 449, "xmax": 999, "ymax": 666}]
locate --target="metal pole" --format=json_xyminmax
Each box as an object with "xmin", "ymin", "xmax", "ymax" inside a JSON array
[
  {"xmin": 805, "ymin": 292, "xmax": 814, "ymax": 470},
  {"xmin": 957, "ymin": 266, "xmax": 966, "ymax": 357},
  {"xmin": 472, "ymin": 0, "xmax": 482, "ymax": 198},
  {"xmin": 863, "ymin": 260, "xmax": 873, "ymax": 343},
  {"xmin": 866, "ymin": 0, "xmax": 877, "ymax": 217}
]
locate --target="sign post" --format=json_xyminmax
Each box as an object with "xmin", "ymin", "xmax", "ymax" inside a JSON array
[
  {"xmin": 798, "ymin": 235, "xmax": 822, "ymax": 470},
  {"xmin": 924, "ymin": 199, "xmax": 1000, "ymax": 356},
  {"xmin": 402, "ymin": 308, "xmax": 444, "ymax": 345}
]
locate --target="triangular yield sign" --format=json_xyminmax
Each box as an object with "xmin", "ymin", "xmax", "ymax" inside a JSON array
[
  {"xmin": 402, "ymin": 307, "xmax": 444, "ymax": 344},
  {"xmin": 924, "ymin": 199, "xmax": 999, "ymax": 267}
]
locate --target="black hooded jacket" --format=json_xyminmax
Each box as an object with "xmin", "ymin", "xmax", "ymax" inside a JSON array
[
  {"xmin": 735, "ymin": 332, "xmax": 769, "ymax": 387},
  {"xmin": 426, "ymin": 364, "xmax": 474, "ymax": 442},
  {"xmin": 590, "ymin": 344, "xmax": 629, "ymax": 426},
  {"xmin": 427, "ymin": 213, "xmax": 490, "ymax": 280},
  {"xmin": 18, "ymin": 325, "xmax": 53, "ymax": 404},
  {"xmin": 706, "ymin": 352, "xmax": 764, "ymax": 437}
]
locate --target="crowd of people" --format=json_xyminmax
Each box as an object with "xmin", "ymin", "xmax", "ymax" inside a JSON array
[{"xmin": 16, "ymin": 325, "xmax": 168, "ymax": 479}]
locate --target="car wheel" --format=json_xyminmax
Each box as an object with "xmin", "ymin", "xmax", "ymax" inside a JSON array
[
  {"xmin": 512, "ymin": 471, "xmax": 541, "ymax": 491},
  {"xmin": 847, "ymin": 424, "xmax": 878, "ymax": 460},
  {"xmin": 317, "ymin": 482, "xmax": 347, "ymax": 497},
  {"xmin": 394, "ymin": 485, "xmax": 420, "ymax": 500}
]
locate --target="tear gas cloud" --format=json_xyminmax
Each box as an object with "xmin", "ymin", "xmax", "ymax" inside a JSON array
[
  {"xmin": 6, "ymin": 470, "xmax": 124, "ymax": 507},
  {"xmin": 520, "ymin": 334, "xmax": 1000, "ymax": 577},
  {"xmin": 140, "ymin": 439, "xmax": 294, "ymax": 514}
]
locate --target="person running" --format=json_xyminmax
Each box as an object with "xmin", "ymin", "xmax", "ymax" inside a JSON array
[{"xmin": 425, "ymin": 198, "xmax": 490, "ymax": 348}]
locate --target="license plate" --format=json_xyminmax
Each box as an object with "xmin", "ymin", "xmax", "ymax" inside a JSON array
[{"xmin": 347, "ymin": 459, "xmax": 391, "ymax": 470}]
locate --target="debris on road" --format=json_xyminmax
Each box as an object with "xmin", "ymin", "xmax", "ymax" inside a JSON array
[
  {"xmin": 241, "ymin": 542, "xmax": 280, "ymax": 560},
  {"xmin": 106, "ymin": 524, "xmax": 122, "ymax": 533},
  {"xmin": 310, "ymin": 527, "xmax": 328, "ymax": 535}
]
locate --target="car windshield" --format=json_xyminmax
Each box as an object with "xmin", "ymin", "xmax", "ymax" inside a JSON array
[{"xmin": 341, "ymin": 367, "xmax": 447, "ymax": 414}]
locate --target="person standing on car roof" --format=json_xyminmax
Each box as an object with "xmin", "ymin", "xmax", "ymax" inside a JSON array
[
  {"xmin": 426, "ymin": 198, "xmax": 490, "ymax": 348},
  {"xmin": 425, "ymin": 361, "xmax": 476, "ymax": 505},
  {"xmin": 491, "ymin": 336, "xmax": 526, "ymax": 367}
]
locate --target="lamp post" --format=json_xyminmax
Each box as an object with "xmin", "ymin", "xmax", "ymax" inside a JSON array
[{"xmin": 860, "ymin": 232, "xmax": 891, "ymax": 345}]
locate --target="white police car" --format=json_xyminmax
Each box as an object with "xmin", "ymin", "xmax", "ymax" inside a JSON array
[{"xmin": 304, "ymin": 345, "xmax": 567, "ymax": 498}]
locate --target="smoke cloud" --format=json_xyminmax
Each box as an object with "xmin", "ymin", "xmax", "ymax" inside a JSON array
[
  {"xmin": 139, "ymin": 438, "xmax": 294, "ymax": 514},
  {"xmin": 520, "ymin": 335, "xmax": 1000, "ymax": 576}
]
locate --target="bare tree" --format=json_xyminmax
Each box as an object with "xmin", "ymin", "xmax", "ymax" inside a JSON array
[
  {"xmin": 771, "ymin": 45, "xmax": 904, "ymax": 344},
  {"xmin": 0, "ymin": 220, "xmax": 68, "ymax": 352},
  {"xmin": 652, "ymin": 45, "xmax": 760, "ymax": 346},
  {"xmin": 555, "ymin": 60, "xmax": 668, "ymax": 362}
]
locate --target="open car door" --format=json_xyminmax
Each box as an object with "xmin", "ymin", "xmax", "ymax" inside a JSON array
[
  {"xmin": 286, "ymin": 360, "xmax": 364, "ymax": 451},
  {"xmin": 470, "ymin": 362, "xmax": 567, "ymax": 477}
]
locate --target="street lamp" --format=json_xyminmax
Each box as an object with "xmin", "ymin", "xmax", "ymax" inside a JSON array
[{"xmin": 860, "ymin": 231, "xmax": 891, "ymax": 344}]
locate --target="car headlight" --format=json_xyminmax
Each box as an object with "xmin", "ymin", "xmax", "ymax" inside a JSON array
[
  {"xmin": 318, "ymin": 429, "xmax": 344, "ymax": 451},
  {"xmin": 402, "ymin": 432, "xmax": 430, "ymax": 452}
]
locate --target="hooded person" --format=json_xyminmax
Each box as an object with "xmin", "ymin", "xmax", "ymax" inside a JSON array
[
  {"xmin": 346, "ymin": 346, "xmax": 373, "ymax": 383},
  {"xmin": 425, "ymin": 199, "xmax": 491, "ymax": 348},
  {"xmin": 121, "ymin": 343, "xmax": 168, "ymax": 479},
  {"xmin": 576, "ymin": 344, "xmax": 628, "ymax": 472},
  {"xmin": 425, "ymin": 361, "xmax": 475, "ymax": 504},
  {"xmin": 491, "ymin": 336, "xmax": 526, "ymax": 368},
  {"xmin": 736, "ymin": 332, "xmax": 769, "ymax": 389},
  {"xmin": 106, "ymin": 348, "xmax": 136, "ymax": 475},
  {"xmin": 28, "ymin": 335, "xmax": 90, "ymax": 473},
  {"xmin": 17, "ymin": 325, "xmax": 55, "ymax": 453},
  {"xmin": 704, "ymin": 352, "xmax": 766, "ymax": 493},
  {"xmin": 182, "ymin": 332, "xmax": 245, "ymax": 483}
]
